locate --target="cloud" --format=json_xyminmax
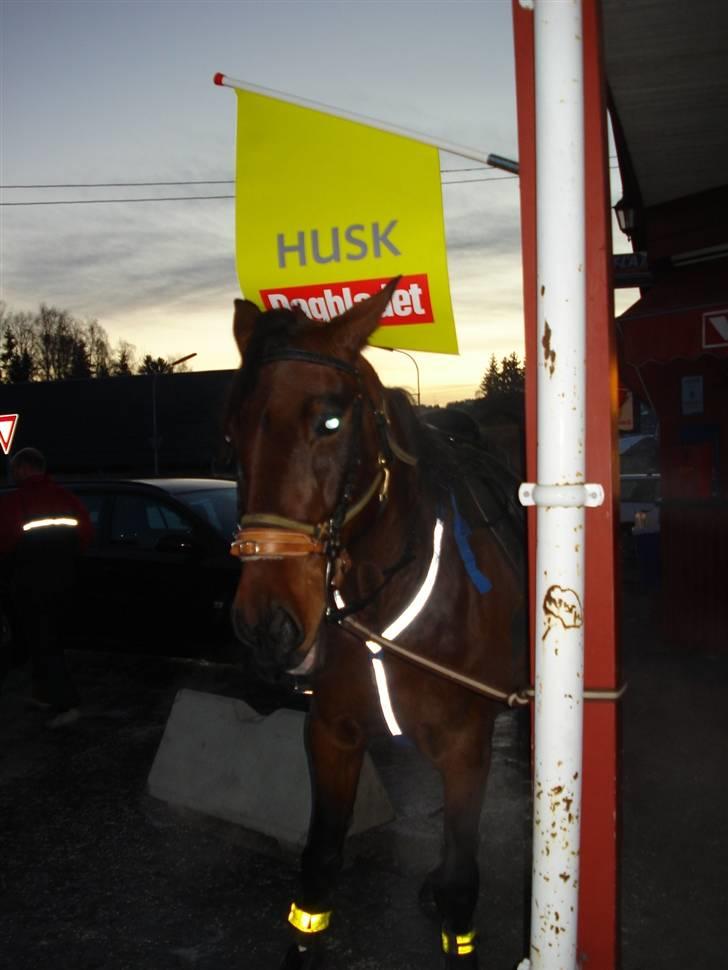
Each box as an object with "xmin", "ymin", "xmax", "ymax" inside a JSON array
[{"xmin": 2, "ymin": 195, "xmax": 237, "ymax": 320}]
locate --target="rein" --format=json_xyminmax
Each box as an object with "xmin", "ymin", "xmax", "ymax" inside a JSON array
[{"xmin": 339, "ymin": 618, "xmax": 628, "ymax": 707}]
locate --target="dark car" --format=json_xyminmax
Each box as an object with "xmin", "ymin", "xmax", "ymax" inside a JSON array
[
  {"xmin": 0, "ymin": 475, "xmax": 241, "ymax": 663},
  {"xmin": 55, "ymin": 478, "xmax": 242, "ymax": 656}
]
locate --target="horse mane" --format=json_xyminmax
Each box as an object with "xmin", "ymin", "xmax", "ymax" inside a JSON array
[
  {"xmin": 383, "ymin": 387, "xmax": 464, "ymax": 501},
  {"xmin": 385, "ymin": 388, "xmax": 525, "ymax": 577}
]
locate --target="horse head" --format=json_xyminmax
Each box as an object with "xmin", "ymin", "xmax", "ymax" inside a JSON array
[{"xmin": 226, "ymin": 279, "xmax": 400, "ymax": 683}]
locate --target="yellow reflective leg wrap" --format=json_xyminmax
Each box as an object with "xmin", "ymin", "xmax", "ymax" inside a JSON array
[
  {"xmin": 441, "ymin": 929, "xmax": 477, "ymax": 956},
  {"xmin": 288, "ymin": 902, "xmax": 332, "ymax": 934}
]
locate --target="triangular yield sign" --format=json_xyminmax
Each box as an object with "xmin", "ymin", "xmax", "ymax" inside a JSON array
[{"xmin": 0, "ymin": 414, "xmax": 19, "ymax": 455}]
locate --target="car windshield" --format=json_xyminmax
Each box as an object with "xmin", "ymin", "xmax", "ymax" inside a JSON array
[{"xmin": 176, "ymin": 487, "xmax": 238, "ymax": 540}]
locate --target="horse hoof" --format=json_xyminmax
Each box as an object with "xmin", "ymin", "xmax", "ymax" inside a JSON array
[
  {"xmin": 417, "ymin": 872, "xmax": 439, "ymax": 921},
  {"xmin": 279, "ymin": 942, "xmax": 324, "ymax": 970}
]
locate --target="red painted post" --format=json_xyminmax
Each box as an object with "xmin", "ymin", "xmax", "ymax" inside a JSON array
[{"xmin": 512, "ymin": 1, "xmax": 620, "ymax": 966}]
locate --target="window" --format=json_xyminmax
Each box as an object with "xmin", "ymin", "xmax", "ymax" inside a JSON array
[
  {"xmin": 177, "ymin": 487, "xmax": 238, "ymax": 539},
  {"xmin": 110, "ymin": 493, "xmax": 193, "ymax": 549},
  {"xmin": 78, "ymin": 492, "xmax": 105, "ymax": 527},
  {"xmin": 74, "ymin": 491, "xmax": 106, "ymax": 547}
]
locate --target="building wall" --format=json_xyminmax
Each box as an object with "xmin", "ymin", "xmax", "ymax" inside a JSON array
[{"xmin": 0, "ymin": 369, "xmax": 237, "ymax": 481}]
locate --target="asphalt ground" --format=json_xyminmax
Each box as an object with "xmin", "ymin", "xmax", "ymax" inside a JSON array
[{"xmin": 1, "ymin": 569, "xmax": 726, "ymax": 970}]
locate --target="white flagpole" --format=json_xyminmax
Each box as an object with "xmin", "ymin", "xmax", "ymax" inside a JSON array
[
  {"xmin": 517, "ymin": 1, "xmax": 603, "ymax": 968},
  {"xmin": 214, "ymin": 72, "xmax": 495, "ymax": 168}
]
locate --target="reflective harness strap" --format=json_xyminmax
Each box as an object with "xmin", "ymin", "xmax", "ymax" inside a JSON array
[
  {"xmin": 334, "ymin": 518, "xmax": 445, "ymax": 736},
  {"xmin": 288, "ymin": 902, "xmax": 332, "ymax": 934}
]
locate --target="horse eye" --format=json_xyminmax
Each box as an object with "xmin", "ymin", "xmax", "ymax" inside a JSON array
[{"xmin": 315, "ymin": 414, "xmax": 342, "ymax": 436}]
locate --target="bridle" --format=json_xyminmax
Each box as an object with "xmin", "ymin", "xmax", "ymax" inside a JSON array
[{"xmin": 229, "ymin": 348, "xmax": 416, "ymax": 595}]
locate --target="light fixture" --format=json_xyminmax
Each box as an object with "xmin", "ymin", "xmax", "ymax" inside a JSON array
[{"xmin": 614, "ymin": 197, "xmax": 636, "ymax": 237}]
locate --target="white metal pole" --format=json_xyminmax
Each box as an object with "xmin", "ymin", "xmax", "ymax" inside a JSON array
[
  {"xmin": 517, "ymin": 2, "xmax": 599, "ymax": 969},
  {"xmin": 214, "ymin": 73, "xmax": 493, "ymax": 167}
]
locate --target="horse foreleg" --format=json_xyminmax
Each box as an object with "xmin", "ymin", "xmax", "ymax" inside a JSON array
[
  {"xmin": 429, "ymin": 721, "xmax": 495, "ymax": 968},
  {"xmin": 280, "ymin": 710, "xmax": 366, "ymax": 970}
]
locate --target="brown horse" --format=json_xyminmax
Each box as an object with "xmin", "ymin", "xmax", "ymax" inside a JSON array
[{"xmin": 225, "ymin": 279, "xmax": 524, "ymax": 969}]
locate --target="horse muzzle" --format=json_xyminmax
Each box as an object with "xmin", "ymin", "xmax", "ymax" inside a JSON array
[
  {"xmin": 232, "ymin": 600, "xmax": 318, "ymax": 680},
  {"xmin": 229, "ymin": 524, "xmax": 341, "ymax": 682}
]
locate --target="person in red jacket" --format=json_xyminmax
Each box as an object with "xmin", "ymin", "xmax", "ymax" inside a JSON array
[{"xmin": 0, "ymin": 447, "xmax": 93, "ymax": 727}]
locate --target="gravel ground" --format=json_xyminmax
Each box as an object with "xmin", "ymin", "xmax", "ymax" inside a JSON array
[{"xmin": 1, "ymin": 576, "xmax": 726, "ymax": 970}]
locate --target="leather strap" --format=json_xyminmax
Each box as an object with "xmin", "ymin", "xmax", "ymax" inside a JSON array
[{"xmin": 230, "ymin": 528, "xmax": 326, "ymax": 561}]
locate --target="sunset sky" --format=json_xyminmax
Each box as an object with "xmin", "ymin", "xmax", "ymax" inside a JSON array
[{"xmin": 1, "ymin": 0, "xmax": 633, "ymax": 404}]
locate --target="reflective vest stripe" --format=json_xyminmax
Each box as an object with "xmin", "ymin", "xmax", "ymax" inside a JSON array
[{"xmin": 22, "ymin": 517, "xmax": 79, "ymax": 532}]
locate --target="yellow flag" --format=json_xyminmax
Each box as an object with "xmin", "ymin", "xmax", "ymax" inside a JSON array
[{"xmin": 234, "ymin": 88, "xmax": 458, "ymax": 354}]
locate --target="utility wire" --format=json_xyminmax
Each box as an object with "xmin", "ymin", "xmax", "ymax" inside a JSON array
[
  {"xmin": 0, "ymin": 157, "xmax": 618, "ymax": 189},
  {"xmin": 0, "ymin": 174, "xmax": 516, "ymax": 205},
  {"xmin": 1, "ymin": 195, "xmax": 236, "ymax": 206},
  {"xmin": 1, "ymin": 165, "xmax": 619, "ymax": 206},
  {"xmin": 0, "ymin": 180, "xmax": 234, "ymax": 189}
]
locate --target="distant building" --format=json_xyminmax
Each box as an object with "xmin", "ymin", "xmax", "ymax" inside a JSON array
[{"xmin": 0, "ymin": 370, "xmax": 237, "ymax": 482}]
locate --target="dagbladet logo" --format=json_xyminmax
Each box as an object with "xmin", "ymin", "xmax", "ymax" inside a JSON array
[{"xmin": 260, "ymin": 275, "xmax": 434, "ymax": 326}]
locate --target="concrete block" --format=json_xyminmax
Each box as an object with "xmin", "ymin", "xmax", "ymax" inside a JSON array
[{"xmin": 148, "ymin": 688, "xmax": 395, "ymax": 848}]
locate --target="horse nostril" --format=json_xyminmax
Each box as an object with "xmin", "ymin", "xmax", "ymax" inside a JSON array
[
  {"xmin": 231, "ymin": 607, "xmax": 255, "ymax": 649},
  {"xmin": 231, "ymin": 602, "xmax": 303, "ymax": 676},
  {"xmin": 268, "ymin": 605, "xmax": 303, "ymax": 658}
]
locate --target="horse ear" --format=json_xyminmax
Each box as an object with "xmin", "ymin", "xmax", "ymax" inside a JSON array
[
  {"xmin": 233, "ymin": 299, "xmax": 260, "ymax": 359},
  {"xmin": 328, "ymin": 277, "xmax": 401, "ymax": 353}
]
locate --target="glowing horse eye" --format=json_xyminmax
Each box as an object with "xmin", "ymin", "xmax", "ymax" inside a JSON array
[{"xmin": 324, "ymin": 416, "xmax": 341, "ymax": 431}]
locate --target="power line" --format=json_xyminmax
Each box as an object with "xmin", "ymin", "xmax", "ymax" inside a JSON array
[
  {"xmin": 0, "ymin": 179, "xmax": 233, "ymax": 189},
  {"xmin": 1, "ymin": 194, "xmax": 236, "ymax": 206},
  {"xmin": 0, "ymin": 166, "xmax": 619, "ymax": 206},
  {"xmin": 0, "ymin": 157, "xmax": 618, "ymax": 188},
  {"xmin": 0, "ymin": 176, "xmax": 513, "ymax": 206}
]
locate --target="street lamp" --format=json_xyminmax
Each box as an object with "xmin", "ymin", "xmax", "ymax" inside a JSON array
[
  {"xmin": 152, "ymin": 352, "xmax": 198, "ymax": 475},
  {"xmin": 614, "ymin": 197, "xmax": 636, "ymax": 238},
  {"xmin": 384, "ymin": 347, "xmax": 421, "ymax": 405}
]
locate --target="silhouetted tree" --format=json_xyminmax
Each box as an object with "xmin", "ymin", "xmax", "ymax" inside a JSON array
[
  {"xmin": 139, "ymin": 355, "xmax": 173, "ymax": 375},
  {"xmin": 479, "ymin": 355, "xmax": 501, "ymax": 398},
  {"xmin": 86, "ymin": 319, "xmax": 112, "ymax": 378},
  {"xmin": 477, "ymin": 353, "xmax": 525, "ymax": 399},
  {"xmin": 0, "ymin": 303, "xmax": 190, "ymax": 382},
  {"xmin": 70, "ymin": 338, "xmax": 92, "ymax": 379},
  {"xmin": 111, "ymin": 340, "xmax": 136, "ymax": 376},
  {"xmin": 1, "ymin": 310, "xmax": 36, "ymax": 382}
]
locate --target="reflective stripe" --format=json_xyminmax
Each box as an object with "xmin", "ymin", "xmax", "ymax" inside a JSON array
[
  {"xmin": 22, "ymin": 517, "xmax": 79, "ymax": 532},
  {"xmin": 288, "ymin": 903, "xmax": 332, "ymax": 934},
  {"xmin": 333, "ymin": 518, "xmax": 444, "ymax": 738},
  {"xmin": 380, "ymin": 518, "xmax": 444, "ymax": 642},
  {"xmin": 370, "ymin": 657, "xmax": 403, "ymax": 736},
  {"xmin": 441, "ymin": 929, "xmax": 477, "ymax": 956}
]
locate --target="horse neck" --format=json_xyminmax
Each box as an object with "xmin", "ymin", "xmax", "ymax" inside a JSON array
[{"xmin": 345, "ymin": 388, "xmax": 437, "ymax": 609}]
